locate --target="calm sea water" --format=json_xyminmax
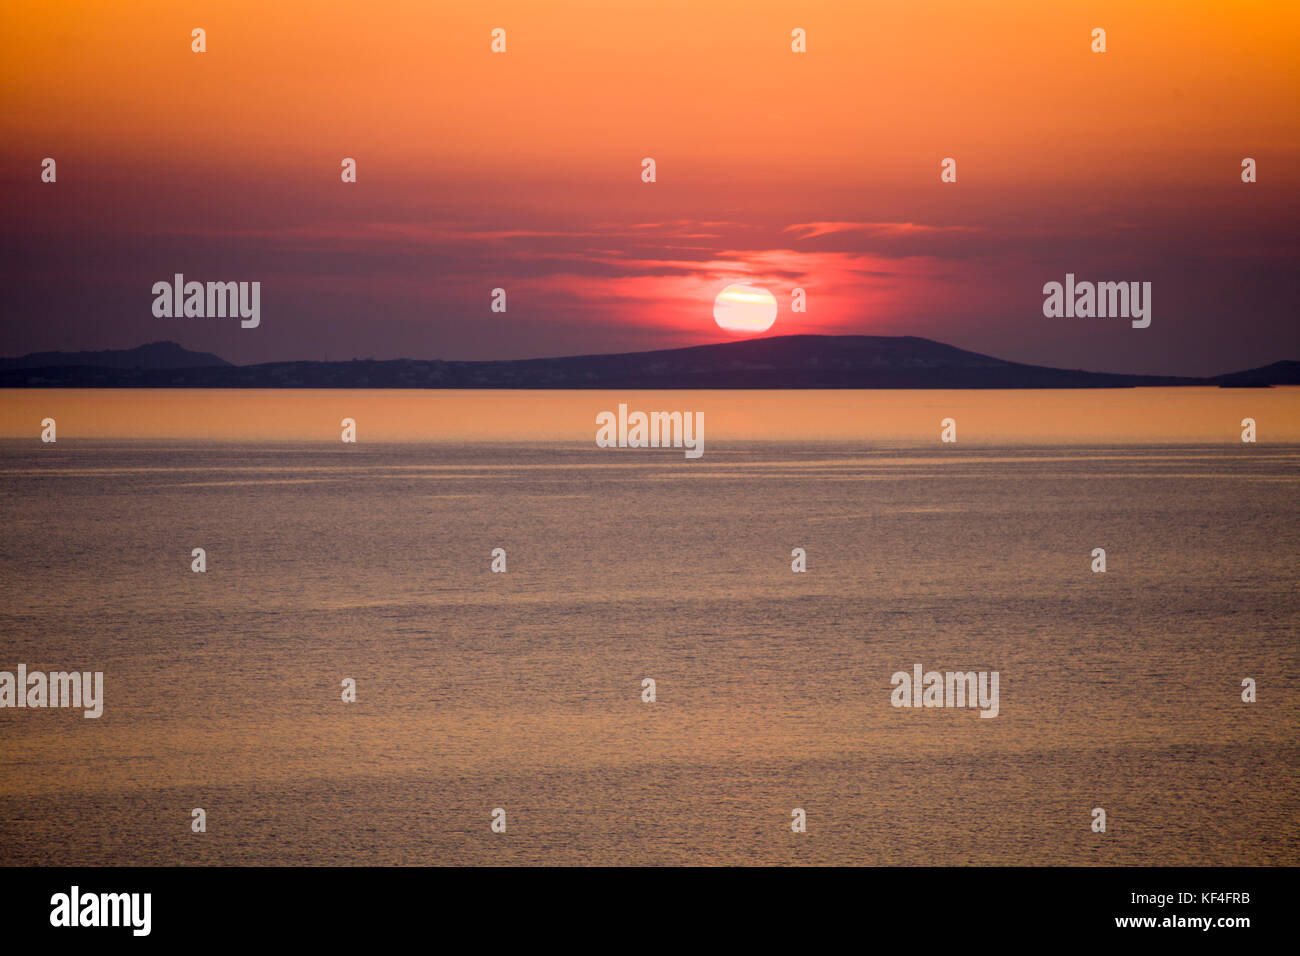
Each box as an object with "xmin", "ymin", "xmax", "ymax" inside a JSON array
[{"xmin": 1, "ymin": 392, "xmax": 1297, "ymax": 865}]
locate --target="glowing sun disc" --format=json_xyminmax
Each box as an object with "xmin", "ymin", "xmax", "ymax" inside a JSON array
[{"xmin": 713, "ymin": 283, "xmax": 777, "ymax": 333}]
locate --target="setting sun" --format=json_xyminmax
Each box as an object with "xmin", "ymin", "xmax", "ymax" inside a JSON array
[{"xmin": 713, "ymin": 284, "xmax": 777, "ymax": 334}]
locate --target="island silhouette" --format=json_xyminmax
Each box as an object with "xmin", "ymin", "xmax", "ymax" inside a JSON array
[{"xmin": 2, "ymin": 336, "xmax": 1295, "ymax": 389}]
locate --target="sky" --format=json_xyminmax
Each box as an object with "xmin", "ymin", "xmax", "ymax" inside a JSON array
[{"xmin": 1, "ymin": 0, "xmax": 1297, "ymax": 375}]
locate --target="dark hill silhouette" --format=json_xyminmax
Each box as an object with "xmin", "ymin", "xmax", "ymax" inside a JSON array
[
  {"xmin": 1210, "ymin": 360, "xmax": 1300, "ymax": 387},
  {"xmin": 1, "ymin": 336, "xmax": 1295, "ymax": 388},
  {"xmin": 0, "ymin": 341, "xmax": 231, "ymax": 372}
]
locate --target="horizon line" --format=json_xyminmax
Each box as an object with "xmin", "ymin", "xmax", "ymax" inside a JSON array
[{"xmin": 3, "ymin": 333, "xmax": 1296, "ymax": 383}]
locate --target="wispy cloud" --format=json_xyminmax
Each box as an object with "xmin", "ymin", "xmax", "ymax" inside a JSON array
[{"xmin": 784, "ymin": 221, "xmax": 982, "ymax": 240}]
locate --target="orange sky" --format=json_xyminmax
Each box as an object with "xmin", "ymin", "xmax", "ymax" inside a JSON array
[
  {"xmin": 1, "ymin": 1, "xmax": 1297, "ymax": 371},
  {"xmin": 4, "ymin": 0, "xmax": 1297, "ymax": 184}
]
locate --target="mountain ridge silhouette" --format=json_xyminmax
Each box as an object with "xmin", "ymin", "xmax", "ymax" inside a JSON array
[{"xmin": 2, "ymin": 335, "xmax": 1295, "ymax": 388}]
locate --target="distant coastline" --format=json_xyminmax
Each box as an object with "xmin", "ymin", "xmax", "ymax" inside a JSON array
[{"xmin": 1, "ymin": 335, "xmax": 1296, "ymax": 389}]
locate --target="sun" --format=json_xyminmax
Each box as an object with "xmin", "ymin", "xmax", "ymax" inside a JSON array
[{"xmin": 713, "ymin": 283, "xmax": 777, "ymax": 334}]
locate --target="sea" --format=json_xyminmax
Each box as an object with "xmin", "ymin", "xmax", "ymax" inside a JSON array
[{"xmin": 0, "ymin": 388, "xmax": 1296, "ymax": 865}]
